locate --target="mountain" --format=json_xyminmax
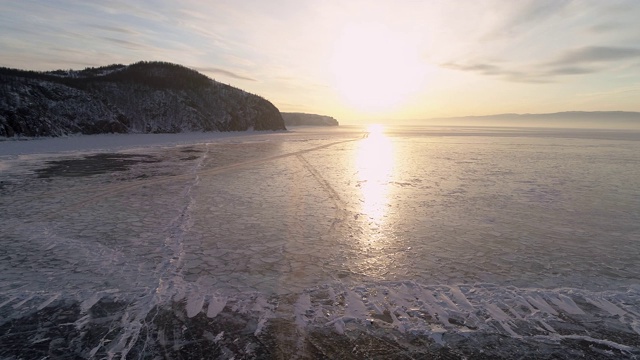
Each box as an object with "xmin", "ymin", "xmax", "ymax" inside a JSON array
[
  {"xmin": 425, "ymin": 111, "xmax": 640, "ymax": 129},
  {"xmin": 281, "ymin": 112, "xmax": 339, "ymax": 126},
  {"xmin": 0, "ymin": 61, "xmax": 286, "ymax": 137}
]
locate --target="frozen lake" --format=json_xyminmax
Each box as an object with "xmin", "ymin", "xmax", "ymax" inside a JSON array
[{"xmin": 1, "ymin": 125, "xmax": 639, "ymax": 358}]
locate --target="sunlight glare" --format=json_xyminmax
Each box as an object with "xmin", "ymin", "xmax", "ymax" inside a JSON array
[
  {"xmin": 356, "ymin": 125, "xmax": 394, "ymax": 224},
  {"xmin": 331, "ymin": 23, "xmax": 426, "ymax": 113},
  {"xmin": 367, "ymin": 124, "xmax": 384, "ymax": 136}
]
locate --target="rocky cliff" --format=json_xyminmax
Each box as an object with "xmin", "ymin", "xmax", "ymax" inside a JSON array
[
  {"xmin": 281, "ymin": 112, "xmax": 339, "ymax": 126},
  {"xmin": 0, "ymin": 61, "xmax": 286, "ymax": 137}
]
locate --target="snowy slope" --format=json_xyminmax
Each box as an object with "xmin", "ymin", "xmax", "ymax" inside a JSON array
[
  {"xmin": 282, "ymin": 112, "xmax": 339, "ymax": 126},
  {"xmin": 0, "ymin": 61, "xmax": 286, "ymax": 137}
]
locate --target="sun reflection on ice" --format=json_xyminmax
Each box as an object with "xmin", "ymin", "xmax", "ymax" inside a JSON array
[{"xmin": 356, "ymin": 124, "xmax": 394, "ymax": 226}]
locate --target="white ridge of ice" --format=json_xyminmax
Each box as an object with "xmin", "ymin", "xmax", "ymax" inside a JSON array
[
  {"xmin": 538, "ymin": 319, "xmax": 556, "ymax": 333},
  {"xmin": 289, "ymin": 281, "xmax": 640, "ymax": 351},
  {"xmin": 89, "ymin": 343, "xmax": 102, "ymax": 358},
  {"xmin": 631, "ymin": 320, "xmax": 640, "ymax": 336},
  {"xmin": 0, "ymin": 296, "xmax": 18, "ymax": 309},
  {"xmin": 74, "ymin": 314, "xmax": 91, "ymax": 330},
  {"xmin": 294, "ymin": 292, "xmax": 312, "ymax": 328},
  {"xmin": 535, "ymin": 334, "xmax": 634, "ymax": 353},
  {"xmin": 587, "ymin": 297, "xmax": 627, "ymax": 316},
  {"xmin": 344, "ymin": 289, "xmax": 367, "ymax": 319},
  {"xmin": 417, "ymin": 286, "xmax": 451, "ymax": 326},
  {"xmin": 106, "ymin": 311, "xmax": 144, "ymax": 360},
  {"xmin": 511, "ymin": 296, "xmax": 536, "ymax": 317},
  {"xmin": 186, "ymin": 292, "xmax": 205, "ymax": 318},
  {"xmin": 254, "ymin": 317, "xmax": 268, "ymax": 336},
  {"xmin": 389, "ymin": 310, "xmax": 406, "ymax": 334},
  {"xmin": 213, "ymin": 331, "xmax": 224, "ymax": 343},
  {"xmin": 485, "ymin": 303, "xmax": 519, "ymax": 337},
  {"xmin": 526, "ymin": 294, "xmax": 558, "ymax": 315},
  {"xmin": 207, "ymin": 295, "xmax": 227, "ymax": 318},
  {"xmin": 434, "ymin": 290, "xmax": 461, "ymax": 312},
  {"xmin": 332, "ymin": 318, "xmax": 345, "ymax": 335},
  {"xmin": 549, "ymin": 294, "xmax": 585, "ymax": 315},
  {"xmin": 429, "ymin": 327, "xmax": 446, "ymax": 345},
  {"xmin": 80, "ymin": 293, "xmax": 104, "ymax": 313},
  {"xmin": 12, "ymin": 294, "xmax": 35, "ymax": 309}
]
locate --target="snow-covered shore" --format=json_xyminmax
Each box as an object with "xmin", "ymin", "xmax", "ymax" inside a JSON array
[{"xmin": 0, "ymin": 130, "xmax": 289, "ymax": 156}]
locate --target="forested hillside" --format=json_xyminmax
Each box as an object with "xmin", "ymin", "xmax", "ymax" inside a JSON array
[
  {"xmin": 0, "ymin": 61, "xmax": 285, "ymax": 137},
  {"xmin": 281, "ymin": 112, "xmax": 339, "ymax": 126}
]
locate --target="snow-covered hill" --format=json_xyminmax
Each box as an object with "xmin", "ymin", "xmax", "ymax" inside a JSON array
[
  {"xmin": 0, "ymin": 61, "xmax": 286, "ymax": 137},
  {"xmin": 281, "ymin": 112, "xmax": 339, "ymax": 126}
]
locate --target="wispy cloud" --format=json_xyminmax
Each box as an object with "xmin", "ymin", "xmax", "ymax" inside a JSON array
[
  {"xmin": 588, "ymin": 22, "xmax": 622, "ymax": 33},
  {"xmin": 578, "ymin": 86, "xmax": 640, "ymax": 98},
  {"xmin": 100, "ymin": 37, "xmax": 158, "ymax": 51},
  {"xmin": 192, "ymin": 67, "xmax": 256, "ymax": 82},
  {"xmin": 442, "ymin": 63, "xmax": 501, "ymax": 74},
  {"xmin": 442, "ymin": 62, "xmax": 550, "ymax": 83},
  {"xmin": 444, "ymin": 46, "xmax": 640, "ymax": 83},
  {"xmin": 87, "ymin": 24, "xmax": 140, "ymax": 36},
  {"xmin": 481, "ymin": 0, "xmax": 571, "ymax": 40},
  {"xmin": 83, "ymin": 0, "xmax": 166, "ymax": 22},
  {"xmin": 545, "ymin": 66, "xmax": 596, "ymax": 75},
  {"xmin": 547, "ymin": 46, "xmax": 640, "ymax": 65}
]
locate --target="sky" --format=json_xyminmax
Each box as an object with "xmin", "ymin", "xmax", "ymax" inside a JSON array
[{"xmin": 1, "ymin": 0, "xmax": 640, "ymax": 123}]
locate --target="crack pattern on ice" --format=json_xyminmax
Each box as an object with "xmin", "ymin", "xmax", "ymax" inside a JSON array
[{"xmin": 2, "ymin": 128, "xmax": 640, "ymax": 358}]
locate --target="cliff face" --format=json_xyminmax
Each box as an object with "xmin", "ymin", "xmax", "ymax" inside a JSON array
[
  {"xmin": 281, "ymin": 112, "xmax": 339, "ymax": 126},
  {"xmin": 0, "ymin": 61, "xmax": 286, "ymax": 137}
]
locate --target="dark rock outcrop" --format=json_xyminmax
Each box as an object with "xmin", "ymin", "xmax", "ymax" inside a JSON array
[
  {"xmin": 0, "ymin": 61, "xmax": 286, "ymax": 137},
  {"xmin": 281, "ymin": 112, "xmax": 339, "ymax": 126}
]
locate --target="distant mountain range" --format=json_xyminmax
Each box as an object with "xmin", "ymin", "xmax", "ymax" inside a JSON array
[
  {"xmin": 0, "ymin": 61, "xmax": 285, "ymax": 137},
  {"xmin": 281, "ymin": 112, "xmax": 339, "ymax": 126},
  {"xmin": 425, "ymin": 111, "xmax": 640, "ymax": 129}
]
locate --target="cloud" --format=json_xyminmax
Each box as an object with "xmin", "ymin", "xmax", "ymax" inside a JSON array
[
  {"xmin": 442, "ymin": 62, "xmax": 549, "ymax": 83},
  {"xmin": 49, "ymin": 47, "xmax": 99, "ymax": 56},
  {"xmin": 442, "ymin": 63, "xmax": 500, "ymax": 74},
  {"xmin": 100, "ymin": 37, "xmax": 156, "ymax": 51},
  {"xmin": 192, "ymin": 67, "xmax": 256, "ymax": 82},
  {"xmin": 443, "ymin": 46, "xmax": 640, "ymax": 83},
  {"xmin": 482, "ymin": 0, "xmax": 572, "ymax": 39},
  {"xmin": 443, "ymin": 61, "xmax": 593, "ymax": 83},
  {"xmin": 578, "ymin": 86, "xmax": 640, "ymax": 98},
  {"xmin": 548, "ymin": 46, "xmax": 640, "ymax": 65},
  {"xmin": 545, "ymin": 66, "xmax": 597, "ymax": 75},
  {"xmin": 588, "ymin": 23, "xmax": 622, "ymax": 33},
  {"xmin": 87, "ymin": 24, "xmax": 140, "ymax": 36},
  {"xmin": 83, "ymin": 0, "xmax": 166, "ymax": 22}
]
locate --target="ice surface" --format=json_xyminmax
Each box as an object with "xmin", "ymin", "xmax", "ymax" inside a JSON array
[{"xmin": 1, "ymin": 126, "xmax": 639, "ymax": 358}]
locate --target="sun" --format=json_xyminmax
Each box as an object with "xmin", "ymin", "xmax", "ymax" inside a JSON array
[
  {"xmin": 331, "ymin": 23, "xmax": 425, "ymax": 113},
  {"xmin": 367, "ymin": 123, "xmax": 384, "ymax": 136}
]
